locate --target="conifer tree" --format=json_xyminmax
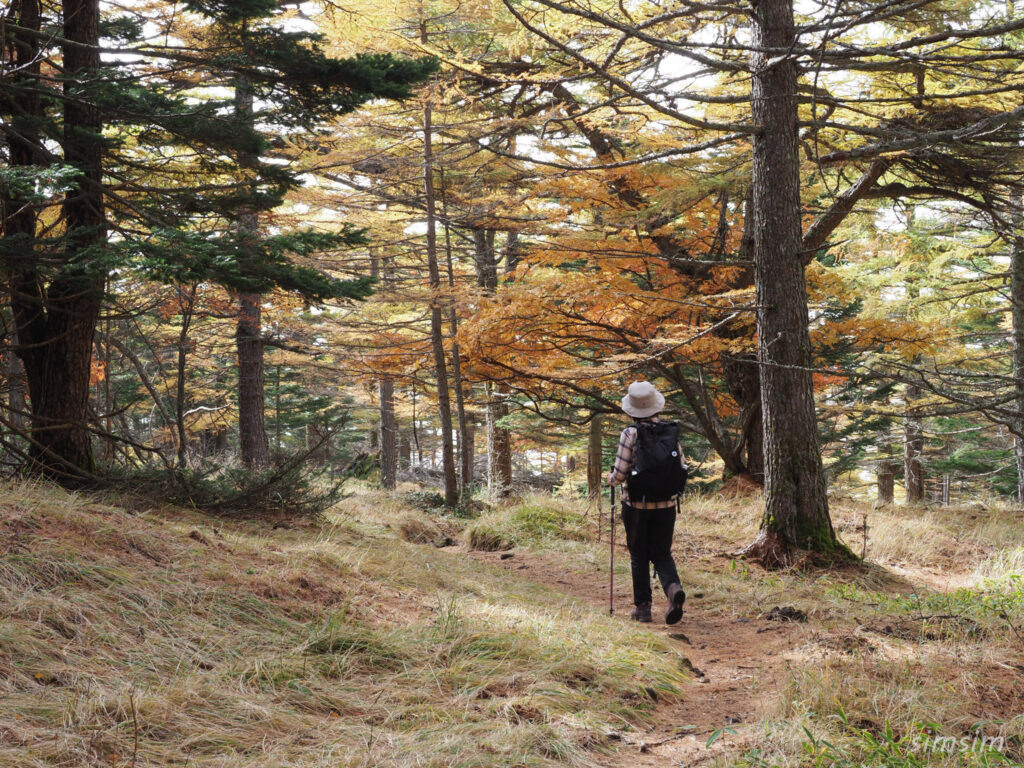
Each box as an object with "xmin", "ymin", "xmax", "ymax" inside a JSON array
[{"xmin": 0, "ymin": 0, "xmax": 436, "ymax": 480}]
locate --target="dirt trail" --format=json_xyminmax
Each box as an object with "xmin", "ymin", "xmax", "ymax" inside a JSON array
[{"xmin": 467, "ymin": 547, "xmax": 808, "ymax": 766}]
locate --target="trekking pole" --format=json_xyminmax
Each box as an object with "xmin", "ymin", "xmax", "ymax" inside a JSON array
[{"xmin": 609, "ymin": 484, "xmax": 615, "ymax": 616}]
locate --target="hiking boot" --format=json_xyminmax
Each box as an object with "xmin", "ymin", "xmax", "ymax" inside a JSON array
[
  {"xmin": 664, "ymin": 583, "xmax": 686, "ymax": 625},
  {"xmin": 630, "ymin": 602, "xmax": 652, "ymax": 623}
]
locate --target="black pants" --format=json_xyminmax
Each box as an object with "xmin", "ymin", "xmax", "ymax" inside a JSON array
[{"xmin": 621, "ymin": 502, "xmax": 680, "ymax": 606}]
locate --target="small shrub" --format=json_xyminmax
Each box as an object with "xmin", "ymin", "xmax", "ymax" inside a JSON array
[
  {"xmin": 465, "ymin": 497, "xmax": 587, "ymax": 551},
  {"xmin": 397, "ymin": 514, "xmax": 443, "ymax": 544},
  {"xmin": 466, "ymin": 522, "xmax": 511, "ymax": 551},
  {"xmin": 403, "ymin": 490, "xmax": 446, "ymax": 511}
]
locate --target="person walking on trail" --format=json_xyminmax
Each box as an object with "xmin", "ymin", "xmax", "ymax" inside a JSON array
[{"xmin": 607, "ymin": 381, "xmax": 688, "ymax": 624}]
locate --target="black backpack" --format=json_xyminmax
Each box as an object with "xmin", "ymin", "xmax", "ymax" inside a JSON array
[{"xmin": 626, "ymin": 421, "xmax": 688, "ymax": 503}]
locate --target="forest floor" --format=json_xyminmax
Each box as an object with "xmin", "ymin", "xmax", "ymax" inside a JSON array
[
  {"xmin": 1, "ymin": 481, "xmax": 1022, "ymax": 767},
  {"xmin": 468, "ymin": 545, "xmax": 800, "ymax": 767}
]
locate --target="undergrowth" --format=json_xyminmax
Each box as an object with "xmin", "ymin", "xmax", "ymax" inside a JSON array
[
  {"xmin": 465, "ymin": 498, "xmax": 590, "ymax": 551},
  {"xmin": 0, "ymin": 481, "xmax": 685, "ymax": 767}
]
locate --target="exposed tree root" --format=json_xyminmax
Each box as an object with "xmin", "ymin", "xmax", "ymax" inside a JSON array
[
  {"xmin": 736, "ymin": 529, "xmax": 791, "ymax": 569},
  {"xmin": 737, "ymin": 530, "xmax": 859, "ymax": 571}
]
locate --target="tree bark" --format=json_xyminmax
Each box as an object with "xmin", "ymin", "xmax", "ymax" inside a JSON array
[
  {"xmin": 740, "ymin": 0, "xmax": 841, "ymax": 567},
  {"xmin": 486, "ymin": 382, "xmax": 513, "ymax": 497},
  {"xmin": 398, "ymin": 433, "xmax": 411, "ymax": 469},
  {"xmin": 587, "ymin": 412, "xmax": 603, "ymax": 500},
  {"xmin": 421, "ymin": 66, "xmax": 458, "ymax": 507},
  {"xmin": 236, "ymin": 291, "xmax": 270, "ymax": 468},
  {"xmin": 4, "ymin": 0, "xmax": 106, "ymax": 480},
  {"xmin": 3, "ymin": 342, "xmax": 28, "ymax": 434},
  {"xmin": 175, "ymin": 285, "xmax": 196, "ymax": 468},
  {"xmin": 503, "ymin": 230, "xmax": 522, "ymax": 274},
  {"xmin": 379, "ymin": 376, "xmax": 398, "ymax": 489},
  {"xmin": 1010, "ymin": 189, "xmax": 1024, "ymax": 505},
  {"xmin": 441, "ymin": 173, "xmax": 472, "ymax": 495},
  {"xmin": 474, "ymin": 228, "xmax": 499, "ymax": 288},
  {"xmin": 877, "ymin": 460, "xmax": 895, "ymax": 505},
  {"xmin": 232, "ymin": 71, "xmax": 270, "ymax": 469},
  {"xmin": 903, "ymin": 381, "xmax": 925, "ymax": 503},
  {"xmin": 473, "ymin": 226, "xmax": 514, "ymax": 496}
]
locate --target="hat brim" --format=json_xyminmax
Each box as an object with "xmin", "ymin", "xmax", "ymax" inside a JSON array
[{"xmin": 621, "ymin": 390, "xmax": 665, "ymax": 418}]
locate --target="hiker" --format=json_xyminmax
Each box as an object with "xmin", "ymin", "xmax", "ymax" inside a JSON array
[{"xmin": 607, "ymin": 381, "xmax": 687, "ymax": 624}]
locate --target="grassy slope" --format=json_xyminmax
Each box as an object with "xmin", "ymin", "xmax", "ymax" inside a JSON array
[
  {"xmin": 0, "ymin": 483, "xmax": 686, "ymax": 768},
  {"xmin": 2, "ymin": 481, "xmax": 1024, "ymax": 767}
]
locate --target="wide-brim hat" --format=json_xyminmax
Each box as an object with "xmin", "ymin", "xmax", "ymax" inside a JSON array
[{"xmin": 621, "ymin": 381, "xmax": 665, "ymax": 418}]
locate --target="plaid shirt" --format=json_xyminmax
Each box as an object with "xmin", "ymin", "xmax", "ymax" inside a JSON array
[{"xmin": 607, "ymin": 419, "xmax": 686, "ymax": 509}]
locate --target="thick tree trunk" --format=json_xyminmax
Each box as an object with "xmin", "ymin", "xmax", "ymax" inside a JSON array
[
  {"xmin": 587, "ymin": 412, "xmax": 603, "ymax": 500},
  {"xmin": 422, "ymin": 89, "xmax": 458, "ymax": 507},
  {"xmin": 721, "ymin": 350, "xmax": 764, "ymax": 483},
  {"xmin": 5, "ymin": 0, "xmax": 106, "ymax": 480},
  {"xmin": 398, "ymin": 433, "xmax": 411, "ymax": 469},
  {"xmin": 903, "ymin": 382, "xmax": 924, "ymax": 504},
  {"xmin": 379, "ymin": 376, "xmax": 398, "ymax": 489},
  {"xmin": 3, "ymin": 342, "xmax": 28, "ymax": 434},
  {"xmin": 486, "ymin": 382, "xmax": 513, "ymax": 497},
  {"xmin": 0, "ymin": 0, "xmax": 35, "ymax": 455},
  {"xmin": 306, "ymin": 420, "xmax": 330, "ymax": 464},
  {"xmin": 473, "ymin": 228, "xmax": 498, "ymax": 288},
  {"xmin": 740, "ymin": 0, "xmax": 841, "ymax": 567},
  {"xmin": 232, "ymin": 71, "xmax": 270, "ymax": 470},
  {"xmin": 236, "ymin": 292, "xmax": 270, "ymax": 468}
]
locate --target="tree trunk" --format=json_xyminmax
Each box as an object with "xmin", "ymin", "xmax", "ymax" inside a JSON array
[
  {"xmin": 175, "ymin": 285, "xmax": 195, "ymax": 468},
  {"xmin": 5, "ymin": 0, "xmax": 106, "ymax": 481},
  {"xmin": 486, "ymin": 382, "xmax": 513, "ymax": 497},
  {"xmin": 503, "ymin": 230, "xmax": 522, "ymax": 274},
  {"xmin": 877, "ymin": 461, "xmax": 895, "ymax": 505},
  {"xmin": 721, "ymin": 350, "xmax": 764, "ymax": 483},
  {"xmin": 379, "ymin": 376, "xmax": 398, "ymax": 489},
  {"xmin": 421, "ymin": 65, "xmax": 458, "ymax": 507},
  {"xmin": 236, "ymin": 292, "xmax": 270, "ymax": 468},
  {"xmin": 306, "ymin": 420, "xmax": 330, "ymax": 464},
  {"xmin": 3, "ymin": 342, "xmax": 28, "ymax": 434},
  {"xmin": 587, "ymin": 413, "xmax": 603, "ymax": 500},
  {"xmin": 465, "ymin": 420, "xmax": 475, "ymax": 485},
  {"xmin": 441, "ymin": 173, "xmax": 472, "ymax": 496},
  {"xmin": 474, "ymin": 228, "xmax": 499, "ymax": 288},
  {"xmin": 903, "ymin": 381, "xmax": 924, "ymax": 504},
  {"xmin": 232, "ymin": 71, "xmax": 270, "ymax": 470},
  {"xmin": 1010, "ymin": 190, "xmax": 1024, "ymax": 505},
  {"xmin": 398, "ymin": 433, "xmax": 411, "ymax": 469},
  {"xmin": 473, "ymin": 226, "xmax": 513, "ymax": 496},
  {"xmin": 740, "ymin": 0, "xmax": 841, "ymax": 567}
]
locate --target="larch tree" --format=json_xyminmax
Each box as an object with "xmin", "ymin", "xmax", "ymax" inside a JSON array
[{"xmin": 490, "ymin": 0, "xmax": 1024, "ymax": 563}]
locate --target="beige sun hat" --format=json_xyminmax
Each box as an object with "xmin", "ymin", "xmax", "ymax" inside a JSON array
[{"xmin": 621, "ymin": 381, "xmax": 665, "ymax": 418}]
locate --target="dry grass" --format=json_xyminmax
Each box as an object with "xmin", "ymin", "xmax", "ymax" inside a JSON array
[
  {"xmin": 666, "ymin": 491, "xmax": 1024, "ymax": 768},
  {"xmin": 0, "ymin": 481, "xmax": 688, "ymax": 767},
  {"xmin": 3, "ymin": 479, "xmax": 1023, "ymax": 767}
]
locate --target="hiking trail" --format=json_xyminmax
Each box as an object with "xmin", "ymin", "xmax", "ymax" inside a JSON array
[{"xmin": 466, "ymin": 545, "xmax": 807, "ymax": 767}]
